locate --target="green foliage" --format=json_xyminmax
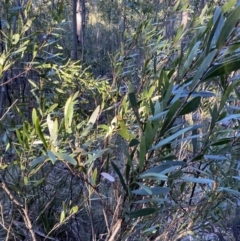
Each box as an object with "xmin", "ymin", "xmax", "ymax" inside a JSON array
[
  {"xmin": 1, "ymin": 0, "xmax": 240, "ymax": 241},
  {"xmin": 106, "ymin": 1, "xmax": 240, "ymax": 240}
]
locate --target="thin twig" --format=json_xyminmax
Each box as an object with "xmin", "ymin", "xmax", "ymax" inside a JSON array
[{"xmin": 0, "ymin": 99, "xmax": 18, "ymax": 121}]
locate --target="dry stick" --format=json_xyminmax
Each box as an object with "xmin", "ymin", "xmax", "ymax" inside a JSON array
[
  {"xmin": 0, "ymin": 181, "xmax": 37, "ymax": 240},
  {"xmin": 0, "ymin": 99, "xmax": 18, "ymax": 121},
  {"xmin": 108, "ymin": 219, "xmax": 122, "ymax": 241},
  {"xmin": 102, "ymin": 207, "xmax": 110, "ymax": 234},
  {"xmin": 105, "ymin": 194, "xmax": 122, "ymax": 240},
  {"xmin": 0, "ymin": 203, "xmax": 12, "ymax": 241},
  {"xmin": 0, "ymin": 180, "xmax": 23, "ymax": 208},
  {"xmin": 21, "ymin": 200, "xmax": 37, "ymax": 241}
]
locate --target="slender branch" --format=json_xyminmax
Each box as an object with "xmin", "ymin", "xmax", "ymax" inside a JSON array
[{"xmin": 0, "ymin": 99, "xmax": 18, "ymax": 121}]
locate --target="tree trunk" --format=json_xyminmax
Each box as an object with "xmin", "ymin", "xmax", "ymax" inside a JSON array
[
  {"xmin": 72, "ymin": 0, "xmax": 78, "ymax": 60},
  {"xmin": 76, "ymin": 0, "xmax": 86, "ymax": 61}
]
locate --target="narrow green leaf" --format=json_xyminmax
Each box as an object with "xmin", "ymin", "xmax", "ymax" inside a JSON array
[
  {"xmin": 206, "ymin": 7, "xmax": 223, "ymax": 54},
  {"xmin": 174, "ymin": 24, "xmax": 184, "ymax": 43},
  {"xmin": 15, "ymin": 129, "xmax": 23, "ymax": 144},
  {"xmin": 161, "ymin": 100, "xmax": 181, "ymax": 134},
  {"xmin": 222, "ymin": 0, "xmax": 237, "ymax": 13},
  {"xmin": 117, "ymin": 119, "xmax": 131, "ymax": 141},
  {"xmin": 32, "ymin": 110, "xmax": 47, "ymax": 149},
  {"xmin": 60, "ymin": 210, "xmax": 65, "ymax": 223},
  {"xmin": 111, "ymin": 161, "xmax": 128, "ymax": 193},
  {"xmin": 127, "ymin": 208, "xmax": 156, "ymax": 218},
  {"xmin": 145, "ymin": 121, "xmax": 155, "ymax": 150},
  {"xmin": 216, "ymin": 5, "xmax": 240, "ymax": 48},
  {"xmin": 136, "ymin": 182, "xmax": 153, "ymax": 195},
  {"xmin": 192, "ymin": 129, "xmax": 198, "ymax": 154},
  {"xmin": 52, "ymin": 151, "xmax": 77, "ymax": 166},
  {"xmin": 88, "ymin": 105, "xmax": 100, "ymax": 125},
  {"xmin": 217, "ymin": 113, "xmax": 240, "ymax": 124},
  {"xmin": 12, "ymin": 33, "xmax": 20, "ymax": 45},
  {"xmin": 218, "ymin": 187, "xmax": 240, "ymax": 195},
  {"xmin": 149, "ymin": 110, "xmax": 168, "ymax": 121},
  {"xmin": 138, "ymin": 173, "xmax": 168, "ymax": 181},
  {"xmin": 211, "ymin": 138, "xmax": 232, "ymax": 146},
  {"xmin": 132, "ymin": 187, "xmax": 169, "ymax": 196},
  {"xmin": 128, "ymin": 83, "xmax": 142, "ymax": 130},
  {"xmin": 128, "ymin": 82, "xmax": 138, "ymax": 108},
  {"xmin": 134, "ymin": 198, "xmax": 165, "ymax": 204},
  {"xmin": 151, "ymin": 126, "xmax": 193, "ymax": 151},
  {"xmin": 28, "ymin": 79, "xmax": 38, "ymax": 89},
  {"xmin": 204, "ymin": 155, "xmax": 228, "ymax": 161},
  {"xmin": 47, "ymin": 150, "xmax": 57, "ymax": 164},
  {"xmin": 179, "ymin": 97, "xmax": 201, "ymax": 115},
  {"xmin": 64, "ymin": 96, "xmax": 74, "ymax": 133},
  {"xmin": 181, "ymin": 177, "xmax": 214, "ymax": 184},
  {"xmin": 24, "ymin": 176, "xmax": 28, "ymax": 186},
  {"xmin": 142, "ymin": 161, "xmax": 186, "ymax": 174},
  {"xmin": 30, "ymin": 155, "xmax": 48, "ymax": 167},
  {"xmin": 32, "ymin": 108, "xmax": 37, "ymax": 126},
  {"xmin": 139, "ymin": 134, "xmax": 146, "ymax": 171},
  {"xmin": 203, "ymin": 58, "xmax": 240, "ymax": 80},
  {"xmin": 180, "ymin": 182, "xmax": 186, "ymax": 193},
  {"xmin": 47, "ymin": 115, "xmax": 58, "ymax": 144},
  {"xmin": 92, "ymin": 168, "xmax": 98, "ymax": 186},
  {"xmin": 182, "ymin": 41, "xmax": 201, "ymax": 76},
  {"xmin": 35, "ymin": 117, "xmax": 47, "ymax": 149},
  {"xmin": 70, "ymin": 206, "xmax": 79, "ymax": 215},
  {"xmin": 190, "ymin": 50, "xmax": 217, "ymax": 90},
  {"xmin": 220, "ymin": 84, "xmax": 233, "ymax": 111}
]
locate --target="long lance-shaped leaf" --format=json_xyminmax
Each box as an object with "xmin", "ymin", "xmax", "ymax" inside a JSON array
[
  {"xmin": 206, "ymin": 7, "xmax": 224, "ymax": 54},
  {"xmin": 111, "ymin": 161, "xmax": 128, "ymax": 193},
  {"xmin": 190, "ymin": 49, "xmax": 217, "ymax": 91},
  {"xmin": 216, "ymin": 5, "xmax": 240, "ymax": 49},
  {"xmin": 128, "ymin": 82, "xmax": 143, "ymax": 132},
  {"xmin": 64, "ymin": 96, "xmax": 74, "ymax": 133},
  {"xmin": 203, "ymin": 58, "xmax": 240, "ymax": 80},
  {"xmin": 179, "ymin": 97, "xmax": 201, "ymax": 116},
  {"xmin": 151, "ymin": 126, "xmax": 193, "ymax": 151},
  {"xmin": 32, "ymin": 109, "xmax": 47, "ymax": 149},
  {"xmin": 182, "ymin": 41, "xmax": 201, "ymax": 76},
  {"xmin": 127, "ymin": 208, "xmax": 157, "ymax": 218}
]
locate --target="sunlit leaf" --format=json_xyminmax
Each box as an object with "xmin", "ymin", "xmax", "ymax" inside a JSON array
[
  {"xmin": 88, "ymin": 105, "xmax": 100, "ymax": 125},
  {"xmin": 181, "ymin": 177, "xmax": 214, "ymax": 184},
  {"xmin": 12, "ymin": 33, "xmax": 20, "ymax": 45},
  {"xmin": 190, "ymin": 50, "xmax": 217, "ymax": 90},
  {"xmin": 60, "ymin": 210, "xmax": 65, "ymax": 223},
  {"xmin": 138, "ymin": 172, "xmax": 168, "ymax": 181},
  {"xmin": 30, "ymin": 155, "xmax": 48, "ymax": 167},
  {"xmin": 52, "ymin": 151, "xmax": 77, "ymax": 166},
  {"xmin": 47, "ymin": 150, "xmax": 57, "ymax": 164},
  {"xmin": 70, "ymin": 206, "xmax": 79, "ymax": 215},
  {"xmin": 204, "ymin": 155, "xmax": 228, "ymax": 161}
]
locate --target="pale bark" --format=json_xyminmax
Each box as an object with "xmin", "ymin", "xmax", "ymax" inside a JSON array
[
  {"xmin": 76, "ymin": 0, "xmax": 86, "ymax": 61},
  {"xmin": 72, "ymin": 0, "xmax": 78, "ymax": 60},
  {"xmin": 181, "ymin": 11, "xmax": 188, "ymax": 30}
]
